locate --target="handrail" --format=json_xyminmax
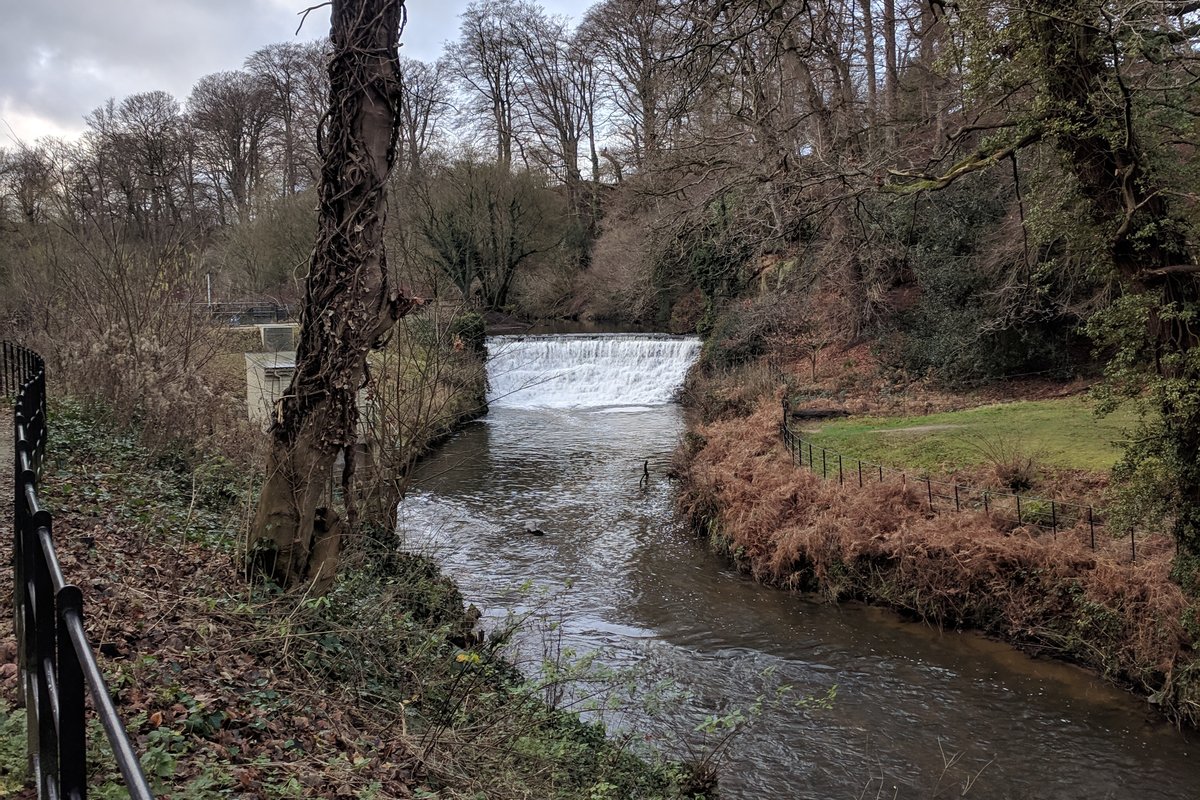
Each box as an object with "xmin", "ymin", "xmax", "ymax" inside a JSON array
[{"xmin": 4, "ymin": 340, "xmax": 154, "ymax": 800}]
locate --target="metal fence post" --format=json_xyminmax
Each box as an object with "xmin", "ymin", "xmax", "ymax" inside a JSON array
[
  {"xmin": 926, "ymin": 478, "xmax": 933, "ymax": 512},
  {"xmin": 57, "ymin": 586, "xmax": 87, "ymax": 797},
  {"xmin": 17, "ymin": 509, "xmax": 35, "ymax": 777},
  {"xmin": 838, "ymin": 455, "xmax": 843, "ymax": 486},
  {"xmin": 1089, "ymin": 507, "xmax": 1096, "ymax": 550},
  {"xmin": 34, "ymin": 529, "xmax": 58, "ymax": 795}
]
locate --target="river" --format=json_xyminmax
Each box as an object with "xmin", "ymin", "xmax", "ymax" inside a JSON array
[{"xmin": 398, "ymin": 333, "xmax": 1197, "ymax": 799}]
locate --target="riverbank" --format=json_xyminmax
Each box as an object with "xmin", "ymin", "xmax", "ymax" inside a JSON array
[
  {"xmin": 677, "ymin": 367, "xmax": 1200, "ymax": 727},
  {"xmin": 0, "ymin": 399, "xmax": 706, "ymax": 797}
]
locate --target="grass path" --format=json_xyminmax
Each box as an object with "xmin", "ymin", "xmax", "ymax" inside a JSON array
[{"xmin": 801, "ymin": 397, "xmax": 1139, "ymax": 473}]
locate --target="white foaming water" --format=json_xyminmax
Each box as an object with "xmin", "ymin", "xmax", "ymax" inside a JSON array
[{"xmin": 486, "ymin": 333, "xmax": 701, "ymax": 409}]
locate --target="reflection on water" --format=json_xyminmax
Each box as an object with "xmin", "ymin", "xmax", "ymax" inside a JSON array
[{"xmin": 400, "ymin": 401, "xmax": 1196, "ymax": 800}]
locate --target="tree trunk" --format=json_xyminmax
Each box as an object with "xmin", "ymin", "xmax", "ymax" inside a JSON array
[
  {"xmin": 859, "ymin": 0, "xmax": 878, "ymax": 143},
  {"xmin": 1026, "ymin": 2, "xmax": 1200, "ymax": 585},
  {"xmin": 248, "ymin": 0, "xmax": 414, "ymax": 590},
  {"xmin": 882, "ymin": 0, "xmax": 898, "ymax": 147}
]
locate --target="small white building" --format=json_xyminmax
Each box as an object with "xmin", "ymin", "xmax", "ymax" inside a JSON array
[{"xmin": 245, "ymin": 351, "xmax": 296, "ymax": 428}]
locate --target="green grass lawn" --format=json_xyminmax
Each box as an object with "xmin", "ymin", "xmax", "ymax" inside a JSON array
[{"xmin": 801, "ymin": 398, "xmax": 1140, "ymax": 474}]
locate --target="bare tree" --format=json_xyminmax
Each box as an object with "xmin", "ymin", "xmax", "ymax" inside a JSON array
[
  {"xmin": 79, "ymin": 92, "xmax": 198, "ymax": 232},
  {"xmin": 246, "ymin": 42, "xmax": 329, "ymax": 196},
  {"xmin": 449, "ymin": 0, "xmax": 527, "ymax": 168},
  {"xmin": 0, "ymin": 144, "xmax": 55, "ymax": 226},
  {"xmin": 294, "ymin": 41, "xmax": 334, "ymax": 186},
  {"xmin": 397, "ymin": 57, "xmax": 453, "ymax": 175},
  {"xmin": 188, "ymin": 70, "xmax": 276, "ymax": 224},
  {"xmin": 579, "ymin": 0, "xmax": 674, "ymax": 171},
  {"xmin": 511, "ymin": 11, "xmax": 585, "ymax": 191},
  {"xmin": 414, "ymin": 156, "xmax": 560, "ymax": 310}
]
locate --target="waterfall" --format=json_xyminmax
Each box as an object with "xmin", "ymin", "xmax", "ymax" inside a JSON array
[{"xmin": 486, "ymin": 334, "xmax": 702, "ymax": 410}]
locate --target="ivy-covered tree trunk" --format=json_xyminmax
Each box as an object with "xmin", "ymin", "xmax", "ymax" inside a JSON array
[
  {"xmin": 1024, "ymin": 1, "xmax": 1200, "ymax": 586},
  {"xmin": 249, "ymin": 0, "xmax": 414, "ymax": 589}
]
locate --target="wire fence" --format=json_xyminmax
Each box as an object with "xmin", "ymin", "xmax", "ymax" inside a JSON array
[
  {"xmin": 771, "ymin": 368, "xmax": 1152, "ymax": 563},
  {"xmin": 4, "ymin": 340, "xmax": 154, "ymax": 799}
]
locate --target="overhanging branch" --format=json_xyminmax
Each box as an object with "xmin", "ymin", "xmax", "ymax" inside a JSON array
[{"xmin": 884, "ymin": 131, "xmax": 1043, "ymax": 193}]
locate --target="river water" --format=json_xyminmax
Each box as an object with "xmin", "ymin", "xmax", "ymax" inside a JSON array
[{"xmin": 398, "ymin": 334, "xmax": 1198, "ymax": 799}]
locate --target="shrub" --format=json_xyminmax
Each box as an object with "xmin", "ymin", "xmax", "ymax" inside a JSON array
[
  {"xmin": 962, "ymin": 434, "xmax": 1043, "ymax": 492},
  {"xmin": 575, "ymin": 209, "xmax": 659, "ymax": 324},
  {"xmin": 701, "ymin": 305, "xmax": 773, "ymax": 370},
  {"xmin": 448, "ymin": 311, "xmax": 486, "ymax": 355},
  {"xmin": 873, "ymin": 176, "xmax": 1089, "ymax": 385}
]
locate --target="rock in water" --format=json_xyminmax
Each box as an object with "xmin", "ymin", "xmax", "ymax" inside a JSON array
[{"xmin": 524, "ymin": 520, "xmax": 544, "ymax": 536}]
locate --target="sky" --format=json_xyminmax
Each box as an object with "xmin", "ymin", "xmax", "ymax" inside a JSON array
[{"xmin": 0, "ymin": 0, "xmax": 582, "ymax": 147}]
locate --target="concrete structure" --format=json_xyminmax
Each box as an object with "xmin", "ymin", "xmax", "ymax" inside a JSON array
[
  {"xmin": 244, "ymin": 351, "xmax": 371, "ymax": 438},
  {"xmin": 257, "ymin": 324, "xmax": 298, "ymax": 352},
  {"xmin": 245, "ymin": 351, "xmax": 296, "ymax": 428}
]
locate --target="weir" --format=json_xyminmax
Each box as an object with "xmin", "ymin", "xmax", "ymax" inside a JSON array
[
  {"xmin": 404, "ymin": 333, "xmax": 1200, "ymax": 799},
  {"xmin": 486, "ymin": 333, "xmax": 701, "ymax": 409}
]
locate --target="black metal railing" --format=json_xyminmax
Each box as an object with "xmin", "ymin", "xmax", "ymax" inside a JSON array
[
  {"xmin": 4, "ymin": 341, "xmax": 154, "ymax": 800},
  {"xmin": 204, "ymin": 301, "xmax": 292, "ymax": 326}
]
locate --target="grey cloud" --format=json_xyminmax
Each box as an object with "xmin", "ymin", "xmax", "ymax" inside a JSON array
[
  {"xmin": 0, "ymin": 0, "xmax": 582, "ymax": 142},
  {"xmin": 1, "ymin": 0, "xmax": 323, "ymax": 139}
]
